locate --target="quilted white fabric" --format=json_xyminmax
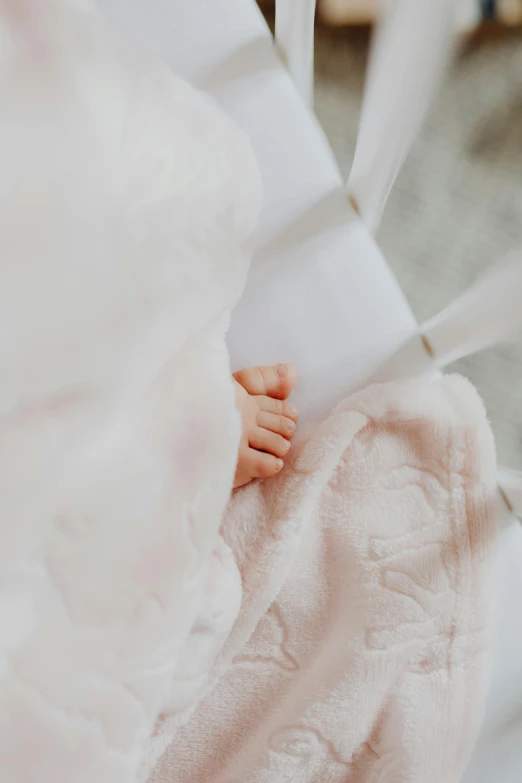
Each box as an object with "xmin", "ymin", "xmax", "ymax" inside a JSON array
[{"xmin": 98, "ymin": 0, "xmax": 430, "ymax": 422}]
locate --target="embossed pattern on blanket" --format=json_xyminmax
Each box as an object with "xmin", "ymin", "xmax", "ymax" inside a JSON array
[{"xmin": 148, "ymin": 375, "xmax": 498, "ymax": 783}]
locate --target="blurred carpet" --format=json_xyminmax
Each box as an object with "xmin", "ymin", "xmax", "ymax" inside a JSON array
[{"xmin": 313, "ymin": 26, "xmax": 522, "ymax": 469}]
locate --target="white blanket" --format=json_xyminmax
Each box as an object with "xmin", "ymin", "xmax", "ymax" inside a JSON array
[
  {"xmin": 146, "ymin": 375, "xmax": 498, "ymax": 783},
  {"xmin": 0, "ymin": 2, "xmax": 261, "ymax": 782}
]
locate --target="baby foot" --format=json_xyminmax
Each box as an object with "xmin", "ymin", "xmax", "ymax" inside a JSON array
[{"xmin": 233, "ymin": 364, "xmax": 298, "ymax": 489}]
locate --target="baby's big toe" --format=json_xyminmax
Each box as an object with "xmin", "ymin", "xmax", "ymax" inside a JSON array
[
  {"xmin": 248, "ymin": 449, "xmax": 284, "ymax": 480},
  {"xmin": 233, "ymin": 364, "xmax": 296, "ymax": 401}
]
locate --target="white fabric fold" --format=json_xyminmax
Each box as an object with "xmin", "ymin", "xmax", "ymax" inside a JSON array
[{"xmin": 0, "ymin": 3, "xmax": 262, "ymax": 781}]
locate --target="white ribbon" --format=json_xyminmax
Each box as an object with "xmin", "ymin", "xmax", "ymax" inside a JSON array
[
  {"xmin": 422, "ymin": 250, "xmax": 522, "ymax": 366},
  {"xmin": 347, "ymin": 0, "xmax": 455, "ymax": 230},
  {"xmin": 275, "ymin": 0, "xmax": 317, "ymax": 107}
]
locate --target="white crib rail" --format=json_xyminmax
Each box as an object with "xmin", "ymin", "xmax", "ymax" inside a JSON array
[
  {"xmin": 347, "ymin": 0, "xmax": 455, "ymax": 230},
  {"xmin": 421, "ymin": 251, "xmax": 522, "ymax": 367},
  {"xmin": 275, "ymin": 0, "xmax": 317, "ymax": 107}
]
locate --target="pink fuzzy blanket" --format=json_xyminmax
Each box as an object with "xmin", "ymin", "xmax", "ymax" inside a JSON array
[{"xmin": 145, "ymin": 375, "xmax": 498, "ymax": 783}]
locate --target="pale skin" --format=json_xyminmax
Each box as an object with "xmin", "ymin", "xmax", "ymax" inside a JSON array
[{"xmin": 233, "ymin": 364, "xmax": 298, "ymax": 489}]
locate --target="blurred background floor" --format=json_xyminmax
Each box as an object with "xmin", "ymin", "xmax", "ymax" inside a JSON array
[{"xmin": 311, "ymin": 25, "xmax": 522, "ymax": 468}]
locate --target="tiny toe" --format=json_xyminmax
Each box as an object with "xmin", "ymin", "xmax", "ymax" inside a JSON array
[
  {"xmin": 247, "ymin": 449, "xmax": 284, "ymax": 479},
  {"xmin": 257, "ymin": 410, "xmax": 296, "ymax": 439},
  {"xmin": 233, "ymin": 364, "xmax": 296, "ymax": 400},
  {"xmin": 257, "ymin": 395, "xmax": 299, "ymax": 423},
  {"xmin": 250, "ymin": 427, "xmax": 291, "ymax": 458}
]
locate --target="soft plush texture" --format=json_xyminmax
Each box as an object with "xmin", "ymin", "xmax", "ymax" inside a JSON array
[
  {"xmin": 0, "ymin": 2, "xmax": 261, "ymax": 782},
  {"xmin": 147, "ymin": 375, "xmax": 498, "ymax": 783}
]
